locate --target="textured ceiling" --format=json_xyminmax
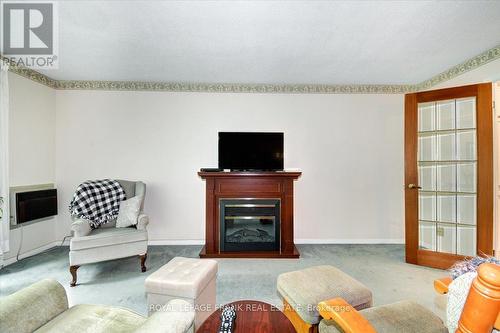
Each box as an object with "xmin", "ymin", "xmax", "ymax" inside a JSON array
[{"xmin": 38, "ymin": 0, "xmax": 500, "ymax": 84}]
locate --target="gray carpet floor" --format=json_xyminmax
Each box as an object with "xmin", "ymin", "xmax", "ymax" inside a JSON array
[{"xmin": 0, "ymin": 244, "xmax": 447, "ymax": 320}]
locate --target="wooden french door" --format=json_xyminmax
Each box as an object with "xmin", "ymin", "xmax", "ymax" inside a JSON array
[{"xmin": 405, "ymin": 83, "xmax": 493, "ymax": 269}]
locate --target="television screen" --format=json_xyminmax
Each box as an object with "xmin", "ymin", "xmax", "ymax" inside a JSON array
[{"xmin": 218, "ymin": 132, "xmax": 284, "ymax": 171}]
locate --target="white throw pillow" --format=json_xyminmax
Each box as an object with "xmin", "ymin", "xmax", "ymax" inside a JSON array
[{"xmin": 116, "ymin": 196, "xmax": 142, "ymax": 228}]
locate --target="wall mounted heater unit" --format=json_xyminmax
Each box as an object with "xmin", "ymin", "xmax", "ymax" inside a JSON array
[{"xmin": 15, "ymin": 189, "xmax": 58, "ymax": 224}]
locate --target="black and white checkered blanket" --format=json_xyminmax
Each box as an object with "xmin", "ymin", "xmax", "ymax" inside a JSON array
[{"xmin": 68, "ymin": 179, "xmax": 126, "ymax": 228}]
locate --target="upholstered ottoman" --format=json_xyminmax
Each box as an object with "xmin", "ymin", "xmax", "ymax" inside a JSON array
[
  {"xmin": 145, "ymin": 257, "xmax": 218, "ymax": 331},
  {"xmin": 277, "ymin": 265, "xmax": 372, "ymax": 333}
]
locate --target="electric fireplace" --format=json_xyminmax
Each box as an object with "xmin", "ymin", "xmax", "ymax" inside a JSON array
[
  {"xmin": 220, "ymin": 199, "xmax": 280, "ymax": 251},
  {"xmin": 198, "ymin": 171, "xmax": 301, "ymax": 258}
]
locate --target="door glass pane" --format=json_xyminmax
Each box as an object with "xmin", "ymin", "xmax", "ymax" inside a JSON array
[
  {"xmin": 457, "ymin": 130, "xmax": 476, "ymax": 160},
  {"xmin": 437, "ymin": 223, "xmax": 457, "ymax": 253},
  {"xmin": 418, "ymin": 133, "xmax": 436, "ymax": 161},
  {"xmin": 417, "ymin": 97, "xmax": 477, "ymax": 256},
  {"xmin": 437, "ymin": 194, "xmax": 456, "ymax": 223},
  {"xmin": 437, "ymin": 100, "xmax": 455, "ymax": 130},
  {"xmin": 457, "ymin": 194, "xmax": 476, "ymax": 225},
  {"xmin": 437, "ymin": 132, "xmax": 455, "ymax": 160},
  {"xmin": 419, "ymin": 193, "xmax": 436, "ymax": 221},
  {"xmin": 418, "ymin": 102, "xmax": 435, "ymax": 131},
  {"xmin": 457, "ymin": 162, "xmax": 476, "ymax": 193},
  {"xmin": 457, "ymin": 225, "xmax": 476, "ymax": 256},
  {"xmin": 437, "ymin": 163, "xmax": 456, "ymax": 192},
  {"xmin": 419, "ymin": 221, "xmax": 436, "ymax": 251},
  {"xmin": 418, "ymin": 162, "xmax": 436, "ymax": 191},
  {"xmin": 456, "ymin": 97, "xmax": 476, "ymax": 129}
]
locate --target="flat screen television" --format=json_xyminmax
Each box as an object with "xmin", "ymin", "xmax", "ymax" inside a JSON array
[{"xmin": 218, "ymin": 132, "xmax": 284, "ymax": 171}]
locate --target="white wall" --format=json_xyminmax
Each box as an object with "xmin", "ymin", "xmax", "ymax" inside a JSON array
[
  {"xmin": 9, "ymin": 74, "xmax": 56, "ymax": 186},
  {"xmin": 55, "ymin": 91, "xmax": 405, "ymax": 243},
  {"xmin": 7, "ymin": 57, "xmax": 499, "ymax": 251},
  {"xmin": 3, "ymin": 73, "xmax": 57, "ymax": 263}
]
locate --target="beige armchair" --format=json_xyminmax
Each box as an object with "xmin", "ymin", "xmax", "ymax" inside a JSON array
[
  {"xmin": 278, "ymin": 266, "xmax": 446, "ymax": 333},
  {"xmin": 0, "ymin": 279, "xmax": 194, "ymax": 333},
  {"xmin": 316, "ymin": 263, "xmax": 500, "ymax": 333},
  {"xmin": 69, "ymin": 180, "xmax": 149, "ymax": 286}
]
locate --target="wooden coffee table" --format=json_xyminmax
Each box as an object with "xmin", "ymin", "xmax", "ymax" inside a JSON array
[{"xmin": 197, "ymin": 300, "xmax": 296, "ymax": 333}]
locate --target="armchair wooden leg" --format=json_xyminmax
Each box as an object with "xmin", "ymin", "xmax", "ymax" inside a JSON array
[
  {"xmin": 70, "ymin": 265, "xmax": 80, "ymax": 287},
  {"xmin": 140, "ymin": 253, "xmax": 147, "ymax": 272}
]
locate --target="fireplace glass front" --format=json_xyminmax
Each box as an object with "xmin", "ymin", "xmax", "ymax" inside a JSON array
[{"xmin": 219, "ymin": 199, "xmax": 280, "ymax": 252}]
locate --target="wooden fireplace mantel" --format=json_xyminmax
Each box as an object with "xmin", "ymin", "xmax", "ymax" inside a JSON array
[{"xmin": 198, "ymin": 171, "xmax": 301, "ymax": 258}]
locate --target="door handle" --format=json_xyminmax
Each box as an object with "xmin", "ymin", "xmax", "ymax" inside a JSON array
[{"xmin": 408, "ymin": 184, "xmax": 422, "ymax": 189}]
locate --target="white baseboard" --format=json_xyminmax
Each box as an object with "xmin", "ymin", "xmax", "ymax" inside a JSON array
[
  {"xmin": 2, "ymin": 257, "xmax": 17, "ymax": 266},
  {"xmin": 2, "ymin": 240, "xmax": 61, "ymax": 267},
  {"xmin": 147, "ymin": 239, "xmax": 404, "ymax": 245},
  {"xmin": 148, "ymin": 239, "xmax": 205, "ymax": 246},
  {"xmin": 1, "ymin": 238, "xmax": 404, "ymax": 267},
  {"xmin": 295, "ymin": 238, "xmax": 405, "ymax": 244}
]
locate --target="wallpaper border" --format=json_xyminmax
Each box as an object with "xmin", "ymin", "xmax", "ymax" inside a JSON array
[
  {"xmin": 2, "ymin": 56, "xmax": 58, "ymax": 89},
  {"xmin": 3, "ymin": 44, "xmax": 499, "ymax": 94},
  {"xmin": 54, "ymin": 81, "xmax": 412, "ymax": 94},
  {"xmin": 415, "ymin": 45, "xmax": 500, "ymax": 91}
]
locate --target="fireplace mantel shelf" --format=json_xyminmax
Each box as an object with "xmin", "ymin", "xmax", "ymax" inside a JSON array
[
  {"xmin": 198, "ymin": 171, "xmax": 302, "ymax": 178},
  {"xmin": 198, "ymin": 171, "xmax": 301, "ymax": 259}
]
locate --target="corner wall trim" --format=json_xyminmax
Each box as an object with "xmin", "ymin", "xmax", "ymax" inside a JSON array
[{"xmin": 3, "ymin": 44, "xmax": 500, "ymax": 93}]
